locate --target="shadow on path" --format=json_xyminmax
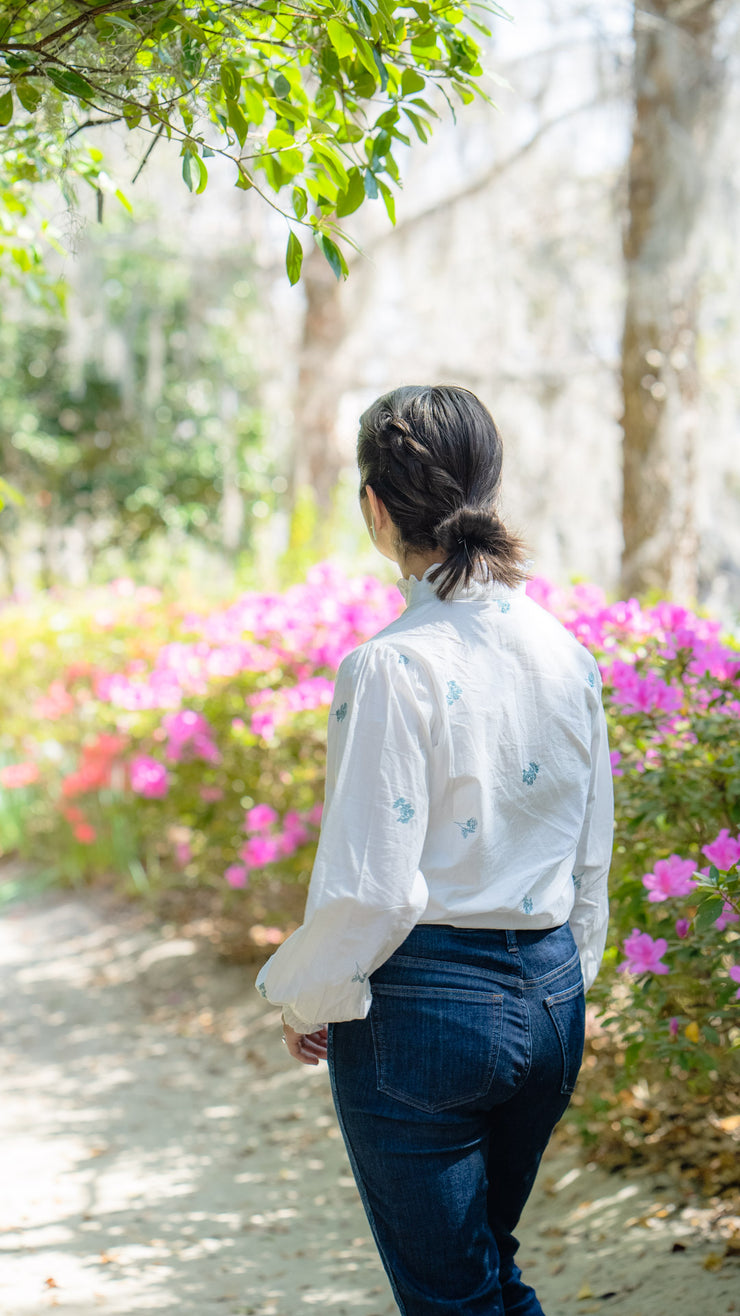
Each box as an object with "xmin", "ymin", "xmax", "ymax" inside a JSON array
[{"xmin": 0, "ymin": 888, "xmax": 737, "ymax": 1316}]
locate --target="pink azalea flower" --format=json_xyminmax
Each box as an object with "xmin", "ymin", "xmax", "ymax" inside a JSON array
[
  {"xmin": 251, "ymin": 710, "xmax": 277, "ymax": 739},
  {"xmin": 675, "ymin": 919, "xmax": 690, "ymax": 939},
  {"xmin": 276, "ymin": 830, "xmax": 300, "ymax": 859},
  {"xmin": 239, "ymin": 835, "xmax": 279, "ymax": 867},
  {"xmin": 306, "ymin": 802, "xmax": 323, "ymax": 826},
  {"xmin": 618, "ymin": 928, "xmax": 670, "ymax": 975},
  {"xmin": 200, "ymin": 785, "xmax": 224, "ymax": 802},
  {"xmin": 224, "ymin": 864, "xmax": 249, "ymax": 889},
  {"xmin": 642, "ymin": 855, "xmax": 698, "ymax": 902},
  {"xmin": 32, "ymin": 680, "xmax": 75, "ymax": 720},
  {"xmin": 669, "ymin": 1017, "xmax": 680, "ymax": 1037},
  {"xmin": 73, "ymin": 823, "xmax": 96, "ymax": 844},
  {"xmin": 129, "ymin": 755, "xmax": 169, "ymax": 799},
  {"xmin": 282, "ymin": 810, "xmax": 309, "ymax": 845},
  {"xmin": 0, "ymin": 760, "xmax": 40, "ymax": 789},
  {"xmin": 716, "ymin": 901, "xmax": 740, "ymax": 932},
  {"xmin": 162, "ymin": 710, "xmax": 220, "ymax": 764},
  {"xmin": 729, "ymin": 966, "xmax": 740, "ymax": 1001},
  {"xmin": 245, "ymin": 803, "xmax": 278, "ymax": 833},
  {"xmin": 609, "ymin": 750, "xmax": 623, "ymax": 778},
  {"xmin": 702, "ymin": 829, "xmax": 740, "ymax": 873},
  {"xmin": 174, "ymin": 841, "xmax": 192, "ymax": 867}
]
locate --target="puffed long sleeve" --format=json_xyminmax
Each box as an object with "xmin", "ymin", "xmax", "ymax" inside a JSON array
[
  {"xmin": 569, "ymin": 689, "xmax": 614, "ymax": 993},
  {"xmin": 255, "ymin": 643, "xmax": 431, "ymax": 1033}
]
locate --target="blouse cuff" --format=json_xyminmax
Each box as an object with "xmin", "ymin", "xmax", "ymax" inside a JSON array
[{"xmin": 281, "ymin": 1004, "xmax": 325, "ymax": 1034}]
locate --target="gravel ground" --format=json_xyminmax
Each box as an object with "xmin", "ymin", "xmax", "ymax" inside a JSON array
[{"xmin": 0, "ymin": 887, "xmax": 737, "ymax": 1316}]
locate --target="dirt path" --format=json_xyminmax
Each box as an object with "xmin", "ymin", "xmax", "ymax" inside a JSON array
[{"xmin": 0, "ymin": 888, "xmax": 737, "ymax": 1316}]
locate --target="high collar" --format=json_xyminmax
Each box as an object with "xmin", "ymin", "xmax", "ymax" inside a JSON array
[{"xmin": 396, "ymin": 563, "xmax": 526, "ymax": 607}]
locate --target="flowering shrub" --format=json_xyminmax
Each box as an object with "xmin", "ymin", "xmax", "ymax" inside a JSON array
[
  {"xmin": 528, "ymin": 579, "xmax": 740, "ymax": 1089},
  {"xmin": 0, "ymin": 565, "xmax": 738, "ymax": 1090},
  {"xmin": 0, "ymin": 565, "xmax": 401, "ymax": 908}
]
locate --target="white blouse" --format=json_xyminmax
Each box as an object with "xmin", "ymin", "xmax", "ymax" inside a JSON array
[{"xmin": 255, "ymin": 565, "xmax": 614, "ymax": 1033}]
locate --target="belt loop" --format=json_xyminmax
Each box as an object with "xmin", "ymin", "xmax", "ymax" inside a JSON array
[{"xmin": 506, "ymin": 930, "xmax": 518, "ymax": 953}]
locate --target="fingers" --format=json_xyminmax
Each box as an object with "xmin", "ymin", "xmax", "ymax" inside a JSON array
[{"xmin": 282, "ymin": 1022, "xmax": 328, "ymax": 1065}]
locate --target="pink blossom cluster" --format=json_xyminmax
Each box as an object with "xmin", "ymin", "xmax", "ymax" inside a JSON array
[
  {"xmin": 603, "ymin": 659, "xmax": 683, "ymax": 718},
  {"xmin": 161, "ymin": 710, "xmax": 221, "ymax": 764},
  {"xmin": 248, "ymin": 676, "xmax": 336, "ymax": 739},
  {"xmin": 129, "ymin": 754, "xmax": 169, "ymax": 799},
  {"xmin": 623, "ymin": 829, "xmax": 740, "ymax": 976},
  {"xmin": 642, "ymin": 855, "xmax": 697, "ymax": 902},
  {"xmin": 91, "ymin": 563, "xmax": 402, "ymax": 715},
  {"xmin": 224, "ymin": 800, "xmax": 323, "ymax": 887},
  {"xmin": 526, "ymin": 579, "xmax": 740, "ymax": 724},
  {"xmin": 185, "ymin": 562, "xmax": 402, "ymax": 675},
  {"xmin": 703, "ymin": 829, "xmax": 740, "ymax": 872},
  {"xmin": 618, "ymin": 929, "xmax": 670, "ymax": 976}
]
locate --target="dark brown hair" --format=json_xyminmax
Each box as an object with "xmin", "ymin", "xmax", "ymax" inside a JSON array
[{"xmin": 357, "ymin": 384, "xmax": 528, "ymax": 600}]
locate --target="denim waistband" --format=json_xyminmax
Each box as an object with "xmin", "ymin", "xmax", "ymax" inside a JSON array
[{"xmin": 384, "ymin": 921, "xmax": 580, "ymax": 986}]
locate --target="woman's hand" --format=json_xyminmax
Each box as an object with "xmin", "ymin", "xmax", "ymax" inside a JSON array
[{"xmin": 283, "ymin": 1021, "xmax": 328, "ymax": 1065}]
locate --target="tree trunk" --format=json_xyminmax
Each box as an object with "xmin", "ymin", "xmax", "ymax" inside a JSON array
[
  {"xmin": 620, "ymin": 1, "xmax": 725, "ymax": 600},
  {"xmin": 290, "ymin": 241, "xmax": 346, "ymax": 514}
]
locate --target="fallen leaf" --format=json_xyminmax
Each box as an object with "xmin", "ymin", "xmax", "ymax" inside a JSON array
[
  {"xmin": 703, "ymin": 1253, "xmax": 724, "ymax": 1271},
  {"xmin": 577, "ymin": 1282, "xmax": 594, "ymax": 1300}
]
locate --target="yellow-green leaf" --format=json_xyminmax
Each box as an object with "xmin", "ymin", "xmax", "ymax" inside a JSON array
[
  {"xmin": 327, "ymin": 19, "xmax": 355, "ymax": 60},
  {"xmin": 286, "ymin": 229, "xmax": 303, "ymax": 285}
]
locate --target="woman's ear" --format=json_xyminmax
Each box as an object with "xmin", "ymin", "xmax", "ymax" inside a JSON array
[{"xmin": 364, "ymin": 484, "xmax": 385, "ymax": 529}]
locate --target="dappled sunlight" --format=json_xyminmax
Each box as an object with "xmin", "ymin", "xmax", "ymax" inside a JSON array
[
  {"xmin": 0, "ymin": 893, "xmax": 398, "ymax": 1315},
  {"xmin": 2, "ymin": 889, "xmax": 737, "ymax": 1315}
]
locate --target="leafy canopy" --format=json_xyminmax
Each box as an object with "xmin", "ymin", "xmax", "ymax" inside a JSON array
[{"xmin": 0, "ymin": 0, "xmax": 509, "ymax": 285}]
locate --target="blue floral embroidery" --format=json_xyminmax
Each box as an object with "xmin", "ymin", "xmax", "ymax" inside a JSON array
[
  {"xmin": 522, "ymin": 762, "xmax": 539, "ymax": 786},
  {"xmin": 454, "ymin": 817, "xmax": 478, "ymax": 838},
  {"xmin": 446, "ymin": 680, "xmax": 462, "ymax": 705},
  {"xmin": 572, "ymin": 870, "xmax": 584, "ymax": 890},
  {"xmin": 334, "ymin": 702, "xmax": 348, "ymax": 722},
  {"xmin": 398, "ymin": 654, "xmax": 410, "ymax": 665},
  {"xmin": 393, "ymin": 796, "xmax": 415, "ymax": 824},
  {"xmin": 522, "ymin": 895, "xmax": 534, "ymax": 915},
  {"xmin": 352, "ymin": 963, "xmax": 368, "ymax": 984},
  {"xmin": 497, "ymin": 600, "xmax": 511, "ymax": 614},
  {"xmin": 587, "ymin": 670, "xmax": 596, "ymax": 688},
  {"xmin": 257, "ymin": 981, "xmax": 267, "ymax": 999}
]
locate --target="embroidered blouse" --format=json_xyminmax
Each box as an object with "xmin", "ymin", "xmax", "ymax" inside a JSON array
[{"xmin": 255, "ymin": 565, "xmax": 614, "ymax": 1033}]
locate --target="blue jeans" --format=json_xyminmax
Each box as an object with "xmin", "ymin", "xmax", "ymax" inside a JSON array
[{"xmin": 327, "ymin": 922, "xmax": 585, "ymax": 1316}]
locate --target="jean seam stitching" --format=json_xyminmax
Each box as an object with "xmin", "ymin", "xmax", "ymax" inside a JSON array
[
  {"xmin": 328, "ymin": 1024, "xmax": 411, "ymax": 1316},
  {"xmin": 521, "ymin": 948, "xmax": 581, "ymax": 989}
]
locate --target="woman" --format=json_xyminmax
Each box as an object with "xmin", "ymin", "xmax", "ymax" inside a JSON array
[{"xmin": 255, "ymin": 384, "xmax": 613, "ymax": 1316}]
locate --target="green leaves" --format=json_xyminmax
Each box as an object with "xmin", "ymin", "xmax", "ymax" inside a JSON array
[
  {"xmin": 0, "ymin": 0, "xmax": 504, "ymax": 285},
  {"xmin": 182, "ymin": 149, "xmax": 208, "ymax": 194},
  {"xmin": 320, "ymin": 234, "xmax": 349, "ymax": 280},
  {"xmin": 694, "ymin": 894, "xmax": 725, "ymax": 932},
  {"xmin": 285, "ymin": 230, "xmax": 303, "ymax": 285},
  {"xmin": 336, "ymin": 167, "xmax": 365, "ymax": 217},
  {"xmin": 220, "ymin": 61, "xmax": 242, "ymax": 101},
  {"xmin": 327, "ymin": 19, "xmax": 355, "ymax": 59},
  {"xmin": 46, "ymin": 67, "xmax": 94, "ymax": 99}
]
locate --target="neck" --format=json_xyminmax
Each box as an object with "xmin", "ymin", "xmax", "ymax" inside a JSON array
[{"xmin": 399, "ymin": 548, "xmax": 444, "ymax": 581}]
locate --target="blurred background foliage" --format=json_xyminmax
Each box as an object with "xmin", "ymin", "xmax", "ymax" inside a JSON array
[{"xmin": 0, "ymin": 218, "xmax": 274, "ymax": 590}]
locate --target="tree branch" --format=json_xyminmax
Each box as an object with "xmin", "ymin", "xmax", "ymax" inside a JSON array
[{"xmin": 362, "ymin": 91, "xmax": 615, "ymax": 253}]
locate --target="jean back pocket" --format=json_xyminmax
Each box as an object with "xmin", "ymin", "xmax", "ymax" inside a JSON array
[
  {"xmin": 544, "ymin": 980, "xmax": 586, "ymax": 1095},
  {"xmin": 370, "ymin": 984, "xmax": 503, "ymax": 1113}
]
